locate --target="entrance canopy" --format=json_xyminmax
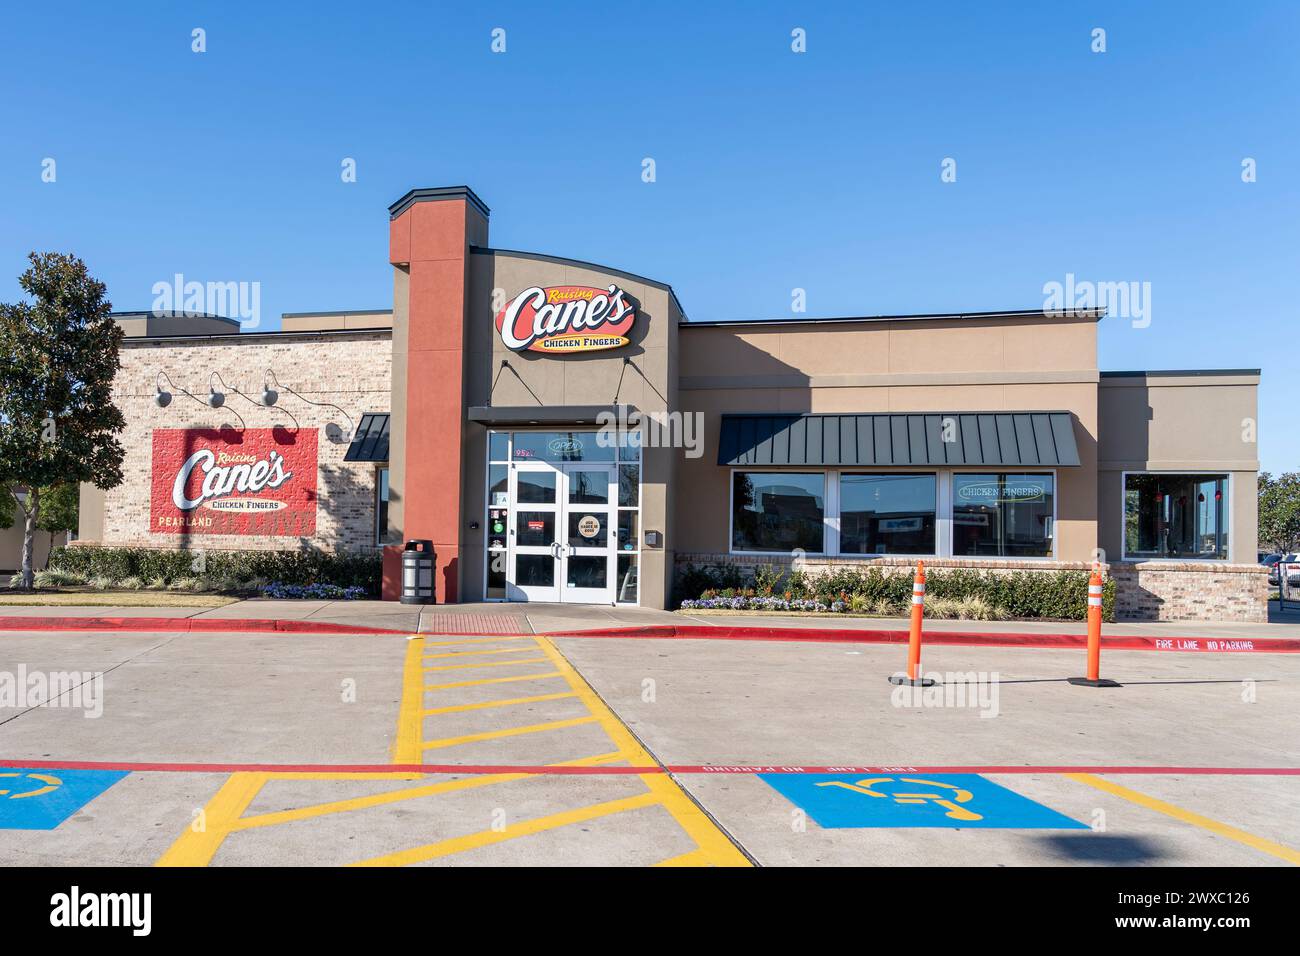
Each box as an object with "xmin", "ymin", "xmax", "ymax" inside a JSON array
[{"xmin": 718, "ymin": 412, "xmax": 1081, "ymax": 468}]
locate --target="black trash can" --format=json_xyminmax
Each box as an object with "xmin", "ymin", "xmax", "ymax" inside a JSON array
[{"xmin": 400, "ymin": 540, "xmax": 435, "ymax": 605}]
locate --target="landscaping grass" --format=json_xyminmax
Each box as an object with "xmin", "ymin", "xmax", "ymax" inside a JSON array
[{"xmin": 0, "ymin": 590, "xmax": 240, "ymax": 607}]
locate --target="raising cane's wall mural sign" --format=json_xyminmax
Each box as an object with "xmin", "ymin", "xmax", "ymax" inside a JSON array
[
  {"xmin": 495, "ymin": 284, "xmax": 637, "ymax": 354},
  {"xmin": 150, "ymin": 428, "xmax": 319, "ymax": 536}
]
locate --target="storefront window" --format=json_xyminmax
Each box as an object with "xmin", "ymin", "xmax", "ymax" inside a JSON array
[
  {"xmin": 483, "ymin": 430, "xmax": 640, "ymax": 603},
  {"xmin": 375, "ymin": 468, "xmax": 389, "ymax": 545},
  {"xmin": 839, "ymin": 473, "xmax": 937, "ymax": 555},
  {"xmin": 511, "ymin": 431, "xmax": 615, "ymax": 463},
  {"xmin": 732, "ymin": 472, "xmax": 825, "ymax": 553},
  {"xmin": 1124, "ymin": 473, "xmax": 1227, "ymax": 559},
  {"xmin": 952, "ymin": 473, "xmax": 1054, "ymax": 558}
]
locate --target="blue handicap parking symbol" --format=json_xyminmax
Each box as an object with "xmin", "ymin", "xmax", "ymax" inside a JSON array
[
  {"xmin": 0, "ymin": 767, "xmax": 129, "ymax": 830},
  {"xmin": 760, "ymin": 772, "xmax": 1088, "ymax": 830}
]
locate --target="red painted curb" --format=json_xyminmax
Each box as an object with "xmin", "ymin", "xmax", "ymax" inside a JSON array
[
  {"xmin": 2, "ymin": 616, "xmax": 1295, "ymax": 653},
  {"xmin": 3, "ymin": 757, "xmax": 1297, "ymax": 776},
  {"xmin": 0, "ymin": 616, "xmax": 409, "ymax": 635},
  {"xmin": 540, "ymin": 624, "xmax": 1300, "ymax": 654}
]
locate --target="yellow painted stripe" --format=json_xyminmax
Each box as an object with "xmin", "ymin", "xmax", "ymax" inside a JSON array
[
  {"xmin": 423, "ymin": 646, "xmax": 541, "ymax": 661},
  {"xmin": 422, "ymin": 656, "xmax": 547, "ymax": 673},
  {"xmin": 531, "ymin": 635, "xmax": 751, "ymax": 867},
  {"xmin": 261, "ymin": 772, "xmax": 426, "ymax": 781},
  {"xmin": 350, "ymin": 791, "xmax": 660, "ymax": 867},
  {"xmin": 422, "ymin": 635, "xmax": 532, "ymax": 648},
  {"xmin": 654, "ymin": 848, "xmax": 712, "ymax": 867},
  {"xmin": 1067, "ymin": 773, "xmax": 1300, "ymax": 866},
  {"xmin": 156, "ymin": 772, "xmax": 268, "ymax": 867},
  {"xmin": 392, "ymin": 637, "xmax": 425, "ymax": 764},
  {"xmin": 421, "ymin": 715, "xmax": 598, "ymax": 751},
  {"xmin": 234, "ymin": 752, "xmax": 626, "ymax": 832},
  {"xmin": 421, "ymin": 691, "xmax": 577, "ymax": 717},
  {"xmin": 424, "ymin": 670, "xmax": 562, "ymax": 691}
]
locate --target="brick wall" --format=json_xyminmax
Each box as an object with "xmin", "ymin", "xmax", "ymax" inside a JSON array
[
  {"xmin": 1109, "ymin": 561, "xmax": 1268, "ymax": 623},
  {"xmin": 89, "ymin": 331, "xmax": 391, "ymax": 554}
]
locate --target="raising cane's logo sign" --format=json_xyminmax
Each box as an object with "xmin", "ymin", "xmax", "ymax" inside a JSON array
[
  {"xmin": 495, "ymin": 284, "xmax": 637, "ymax": 354},
  {"xmin": 150, "ymin": 428, "xmax": 318, "ymax": 536}
]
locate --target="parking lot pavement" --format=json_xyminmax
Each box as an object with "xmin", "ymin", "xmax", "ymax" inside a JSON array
[
  {"xmin": 553, "ymin": 635, "xmax": 1300, "ymax": 866},
  {"xmin": 0, "ymin": 629, "xmax": 748, "ymax": 867},
  {"xmin": 1, "ymin": 626, "xmax": 1297, "ymax": 867}
]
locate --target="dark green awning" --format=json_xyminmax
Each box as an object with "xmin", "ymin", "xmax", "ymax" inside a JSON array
[
  {"xmin": 717, "ymin": 412, "xmax": 1080, "ymax": 468},
  {"xmin": 344, "ymin": 413, "xmax": 390, "ymax": 462}
]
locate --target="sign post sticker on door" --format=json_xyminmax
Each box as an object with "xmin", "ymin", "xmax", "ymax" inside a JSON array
[
  {"xmin": 0, "ymin": 767, "xmax": 130, "ymax": 830},
  {"xmin": 759, "ymin": 772, "xmax": 1088, "ymax": 830}
]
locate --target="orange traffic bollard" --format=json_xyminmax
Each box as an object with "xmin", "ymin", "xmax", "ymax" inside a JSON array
[
  {"xmin": 889, "ymin": 561, "xmax": 936, "ymax": 687},
  {"xmin": 1068, "ymin": 564, "xmax": 1121, "ymax": 688}
]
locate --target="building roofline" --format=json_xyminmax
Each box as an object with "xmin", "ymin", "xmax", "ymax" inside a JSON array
[
  {"xmin": 1100, "ymin": 368, "xmax": 1261, "ymax": 378},
  {"xmin": 680, "ymin": 308, "xmax": 1106, "ymax": 329},
  {"xmin": 112, "ymin": 310, "xmax": 241, "ymax": 327},
  {"xmin": 119, "ymin": 327, "xmax": 393, "ymax": 345},
  {"xmin": 388, "ymin": 186, "xmax": 491, "ymax": 220},
  {"xmin": 280, "ymin": 309, "xmax": 392, "ymax": 319},
  {"xmin": 470, "ymin": 246, "xmax": 689, "ymax": 321}
]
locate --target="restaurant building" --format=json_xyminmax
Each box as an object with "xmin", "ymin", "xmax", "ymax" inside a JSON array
[{"xmin": 75, "ymin": 185, "xmax": 1266, "ymax": 621}]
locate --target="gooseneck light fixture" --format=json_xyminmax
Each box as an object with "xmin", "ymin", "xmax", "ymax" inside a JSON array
[
  {"xmin": 152, "ymin": 368, "xmax": 246, "ymax": 429},
  {"xmin": 208, "ymin": 372, "xmax": 229, "ymax": 408},
  {"xmin": 262, "ymin": 369, "xmax": 353, "ymax": 435},
  {"xmin": 260, "ymin": 370, "xmax": 280, "ymax": 407},
  {"xmin": 154, "ymin": 371, "xmax": 175, "ymax": 407}
]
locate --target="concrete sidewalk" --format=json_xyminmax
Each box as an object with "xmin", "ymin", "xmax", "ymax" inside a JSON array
[{"xmin": 1, "ymin": 598, "xmax": 1299, "ymax": 640}]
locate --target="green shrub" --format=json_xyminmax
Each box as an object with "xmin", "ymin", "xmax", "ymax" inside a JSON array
[
  {"xmin": 924, "ymin": 597, "xmax": 960, "ymax": 619},
  {"xmin": 675, "ymin": 561, "xmax": 743, "ymax": 604},
  {"xmin": 680, "ymin": 562, "xmax": 1116, "ymax": 621},
  {"xmin": 49, "ymin": 546, "xmax": 383, "ymax": 596},
  {"xmin": 753, "ymin": 563, "xmax": 785, "ymax": 596},
  {"xmin": 33, "ymin": 568, "xmax": 85, "ymax": 588},
  {"xmin": 116, "ymin": 575, "xmax": 144, "ymax": 591}
]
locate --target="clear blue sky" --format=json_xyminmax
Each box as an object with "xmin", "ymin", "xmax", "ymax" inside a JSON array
[{"xmin": 2, "ymin": 2, "xmax": 1296, "ymax": 471}]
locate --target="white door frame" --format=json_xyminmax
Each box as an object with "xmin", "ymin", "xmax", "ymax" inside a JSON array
[
  {"xmin": 505, "ymin": 460, "xmax": 617, "ymax": 604},
  {"xmin": 558, "ymin": 462, "xmax": 617, "ymax": 604},
  {"xmin": 507, "ymin": 461, "xmax": 561, "ymax": 602}
]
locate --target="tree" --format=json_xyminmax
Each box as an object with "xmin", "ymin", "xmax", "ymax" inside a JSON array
[
  {"xmin": 1258, "ymin": 472, "xmax": 1300, "ymax": 554},
  {"xmin": 0, "ymin": 253, "xmax": 125, "ymax": 588},
  {"xmin": 36, "ymin": 482, "xmax": 80, "ymax": 565}
]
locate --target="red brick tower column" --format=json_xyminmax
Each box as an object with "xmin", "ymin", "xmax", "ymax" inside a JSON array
[{"xmin": 382, "ymin": 187, "xmax": 489, "ymax": 602}]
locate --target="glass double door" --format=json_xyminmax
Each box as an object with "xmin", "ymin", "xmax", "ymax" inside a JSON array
[{"xmin": 508, "ymin": 462, "xmax": 616, "ymax": 603}]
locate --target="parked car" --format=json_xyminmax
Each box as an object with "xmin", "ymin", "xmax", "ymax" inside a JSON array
[{"xmin": 1267, "ymin": 553, "xmax": 1300, "ymax": 587}]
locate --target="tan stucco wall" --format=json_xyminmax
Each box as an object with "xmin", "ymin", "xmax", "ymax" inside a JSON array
[
  {"xmin": 459, "ymin": 250, "xmax": 676, "ymax": 607},
  {"xmin": 1097, "ymin": 372, "xmax": 1260, "ymax": 564},
  {"xmin": 281, "ymin": 311, "xmax": 393, "ymax": 333},
  {"xmin": 0, "ymin": 524, "xmax": 68, "ymax": 574},
  {"xmin": 675, "ymin": 314, "xmax": 1102, "ymax": 564}
]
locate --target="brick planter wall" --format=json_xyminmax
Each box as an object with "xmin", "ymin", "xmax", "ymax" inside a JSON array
[
  {"xmin": 1109, "ymin": 562, "xmax": 1267, "ymax": 623},
  {"xmin": 674, "ymin": 553, "xmax": 1268, "ymax": 623}
]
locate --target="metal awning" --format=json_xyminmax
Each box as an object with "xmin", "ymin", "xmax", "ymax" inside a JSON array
[
  {"xmin": 344, "ymin": 413, "xmax": 390, "ymax": 462},
  {"xmin": 467, "ymin": 404, "xmax": 636, "ymax": 426},
  {"xmin": 717, "ymin": 412, "xmax": 1080, "ymax": 468}
]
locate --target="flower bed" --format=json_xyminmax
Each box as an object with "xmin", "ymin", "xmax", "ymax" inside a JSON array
[
  {"xmin": 676, "ymin": 563, "xmax": 1116, "ymax": 622},
  {"xmin": 262, "ymin": 582, "xmax": 368, "ymax": 601},
  {"xmin": 680, "ymin": 596, "xmax": 845, "ymax": 613}
]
